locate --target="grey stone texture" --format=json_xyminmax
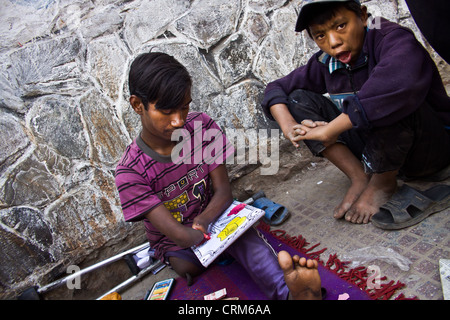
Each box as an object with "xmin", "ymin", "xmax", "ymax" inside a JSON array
[{"xmin": 0, "ymin": 0, "xmax": 448, "ymax": 298}]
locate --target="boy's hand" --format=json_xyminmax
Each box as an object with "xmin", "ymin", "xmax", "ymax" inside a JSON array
[
  {"xmin": 284, "ymin": 119, "xmax": 328, "ymax": 148},
  {"xmin": 296, "ymin": 119, "xmax": 328, "ymax": 135},
  {"xmin": 282, "ymin": 120, "xmax": 322, "ymax": 148},
  {"xmin": 284, "ymin": 127, "xmax": 302, "ymax": 148},
  {"xmin": 192, "ymin": 215, "xmax": 210, "ymax": 234},
  {"xmin": 293, "ymin": 121, "xmax": 338, "ymax": 147},
  {"xmin": 191, "ymin": 164, "xmax": 233, "ymax": 235},
  {"xmin": 291, "ymin": 120, "xmax": 337, "ymax": 146},
  {"xmin": 292, "ymin": 114, "xmax": 353, "ymax": 147}
]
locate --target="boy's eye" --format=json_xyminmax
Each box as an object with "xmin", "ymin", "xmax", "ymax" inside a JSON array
[
  {"xmin": 160, "ymin": 104, "xmax": 189, "ymax": 115},
  {"xmin": 337, "ymin": 23, "xmax": 346, "ymax": 30},
  {"xmin": 160, "ymin": 109, "xmax": 173, "ymax": 115},
  {"xmin": 315, "ymin": 34, "xmax": 324, "ymax": 41}
]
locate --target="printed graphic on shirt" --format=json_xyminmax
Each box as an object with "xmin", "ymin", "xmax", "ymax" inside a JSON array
[
  {"xmin": 163, "ymin": 191, "xmax": 189, "ymax": 223},
  {"xmin": 177, "ymin": 176, "xmax": 189, "ymax": 190},
  {"xmin": 192, "ymin": 179, "xmax": 207, "ymax": 203},
  {"xmin": 158, "ymin": 164, "xmax": 205, "ymax": 199},
  {"xmin": 159, "ymin": 164, "xmax": 208, "ymax": 224}
]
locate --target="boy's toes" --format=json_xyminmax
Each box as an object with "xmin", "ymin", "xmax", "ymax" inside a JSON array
[
  {"xmin": 277, "ymin": 250, "xmax": 294, "ymax": 272},
  {"xmin": 306, "ymin": 258, "xmax": 318, "ymax": 269}
]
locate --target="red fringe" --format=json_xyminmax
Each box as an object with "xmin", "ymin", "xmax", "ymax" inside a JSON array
[{"xmin": 257, "ymin": 221, "xmax": 417, "ymax": 300}]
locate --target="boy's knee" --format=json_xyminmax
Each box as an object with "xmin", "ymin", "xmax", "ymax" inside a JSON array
[
  {"xmin": 287, "ymin": 89, "xmax": 340, "ymax": 123},
  {"xmin": 288, "ymin": 89, "xmax": 317, "ymax": 106}
]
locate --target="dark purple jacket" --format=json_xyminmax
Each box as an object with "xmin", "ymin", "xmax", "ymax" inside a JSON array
[{"xmin": 261, "ymin": 18, "xmax": 450, "ymax": 130}]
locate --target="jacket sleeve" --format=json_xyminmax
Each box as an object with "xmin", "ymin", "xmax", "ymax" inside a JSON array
[
  {"xmin": 343, "ymin": 28, "xmax": 435, "ymax": 129},
  {"xmin": 261, "ymin": 52, "xmax": 327, "ymax": 121}
]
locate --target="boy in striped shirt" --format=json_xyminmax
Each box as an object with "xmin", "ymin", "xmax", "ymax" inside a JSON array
[{"xmin": 114, "ymin": 52, "xmax": 322, "ymax": 300}]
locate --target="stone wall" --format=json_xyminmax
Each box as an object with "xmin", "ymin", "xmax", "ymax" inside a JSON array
[{"xmin": 0, "ymin": 0, "xmax": 448, "ymax": 298}]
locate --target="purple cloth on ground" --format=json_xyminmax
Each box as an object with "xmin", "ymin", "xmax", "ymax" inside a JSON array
[{"xmin": 170, "ymin": 227, "xmax": 371, "ymax": 300}]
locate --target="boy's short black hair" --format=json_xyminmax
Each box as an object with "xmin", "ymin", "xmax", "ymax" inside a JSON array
[
  {"xmin": 299, "ymin": 1, "xmax": 364, "ymax": 37},
  {"xmin": 128, "ymin": 52, "xmax": 192, "ymax": 110}
]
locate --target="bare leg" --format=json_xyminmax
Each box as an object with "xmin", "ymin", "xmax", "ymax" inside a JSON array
[
  {"xmin": 277, "ymin": 250, "xmax": 322, "ymax": 300},
  {"xmin": 168, "ymin": 256, "xmax": 204, "ymax": 279},
  {"xmin": 345, "ymin": 170, "xmax": 398, "ymax": 224},
  {"xmin": 321, "ymin": 143, "xmax": 370, "ymax": 219}
]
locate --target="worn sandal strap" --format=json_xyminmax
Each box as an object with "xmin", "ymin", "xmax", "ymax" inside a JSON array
[{"xmin": 380, "ymin": 185, "xmax": 432, "ymax": 223}]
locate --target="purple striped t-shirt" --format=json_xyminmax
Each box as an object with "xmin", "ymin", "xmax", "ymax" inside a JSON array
[{"xmin": 115, "ymin": 112, "xmax": 234, "ymax": 261}]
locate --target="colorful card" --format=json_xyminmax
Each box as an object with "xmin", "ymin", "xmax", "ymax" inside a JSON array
[{"xmin": 191, "ymin": 201, "xmax": 265, "ymax": 267}]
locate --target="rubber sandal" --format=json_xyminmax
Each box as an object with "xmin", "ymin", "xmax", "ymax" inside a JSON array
[
  {"xmin": 252, "ymin": 197, "xmax": 290, "ymax": 226},
  {"xmin": 372, "ymin": 184, "xmax": 450, "ymax": 230}
]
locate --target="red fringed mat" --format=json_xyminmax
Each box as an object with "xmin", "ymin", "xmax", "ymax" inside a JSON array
[
  {"xmin": 257, "ymin": 222, "xmax": 416, "ymax": 300},
  {"xmin": 170, "ymin": 221, "xmax": 416, "ymax": 300}
]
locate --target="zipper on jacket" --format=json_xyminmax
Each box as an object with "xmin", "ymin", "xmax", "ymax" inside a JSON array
[
  {"xmin": 346, "ymin": 66, "xmax": 358, "ymax": 95},
  {"xmin": 345, "ymin": 55, "xmax": 368, "ymax": 95}
]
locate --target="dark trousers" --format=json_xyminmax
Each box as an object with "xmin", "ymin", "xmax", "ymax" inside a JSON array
[{"xmin": 287, "ymin": 89, "xmax": 450, "ymax": 178}]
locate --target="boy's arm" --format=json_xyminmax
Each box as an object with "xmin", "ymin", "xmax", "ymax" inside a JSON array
[
  {"xmin": 144, "ymin": 205, "xmax": 204, "ymax": 248},
  {"xmin": 192, "ymin": 164, "xmax": 233, "ymax": 233},
  {"xmin": 292, "ymin": 113, "xmax": 353, "ymax": 145},
  {"xmin": 261, "ymin": 52, "xmax": 327, "ymax": 121},
  {"xmin": 141, "ymin": 164, "xmax": 232, "ymax": 248},
  {"xmin": 271, "ymin": 104, "xmax": 329, "ymax": 148},
  {"xmin": 270, "ymin": 103, "xmax": 302, "ymax": 148}
]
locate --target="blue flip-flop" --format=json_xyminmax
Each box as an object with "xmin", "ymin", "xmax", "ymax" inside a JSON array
[{"xmin": 252, "ymin": 197, "xmax": 290, "ymax": 226}]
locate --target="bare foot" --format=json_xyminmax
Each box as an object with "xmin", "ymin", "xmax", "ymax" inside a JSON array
[
  {"xmin": 277, "ymin": 250, "xmax": 322, "ymax": 300},
  {"xmin": 320, "ymin": 143, "xmax": 370, "ymax": 220},
  {"xmin": 344, "ymin": 171, "xmax": 398, "ymax": 224},
  {"xmin": 333, "ymin": 174, "xmax": 370, "ymax": 219}
]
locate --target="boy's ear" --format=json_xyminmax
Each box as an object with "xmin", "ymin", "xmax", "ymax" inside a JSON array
[
  {"xmin": 360, "ymin": 5, "xmax": 369, "ymax": 26},
  {"xmin": 130, "ymin": 95, "xmax": 144, "ymax": 115}
]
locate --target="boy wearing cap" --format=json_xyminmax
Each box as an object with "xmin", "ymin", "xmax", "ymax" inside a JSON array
[{"xmin": 261, "ymin": 0, "xmax": 450, "ymax": 227}]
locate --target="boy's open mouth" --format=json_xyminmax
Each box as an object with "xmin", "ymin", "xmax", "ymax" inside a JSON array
[{"xmin": 336, "ymin": 51, "xmax": 352, "ymax": 64}]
